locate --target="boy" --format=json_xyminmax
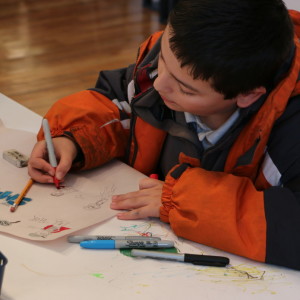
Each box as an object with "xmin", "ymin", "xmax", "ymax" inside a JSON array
[{"xmin": 28, "ymin": 0, "xmax": 300, "ymax": 270}]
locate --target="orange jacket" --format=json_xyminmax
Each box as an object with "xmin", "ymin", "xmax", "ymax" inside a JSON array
[
  {"xmin": 39, "ymin": 10, "xmax": 300, "ymax": 269},
  {"xmin": 160, "ymin": 10, "xmax": 300, "ymax": 267}
]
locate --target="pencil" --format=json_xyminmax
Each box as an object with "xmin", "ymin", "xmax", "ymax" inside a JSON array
[{"xmin": 10, "ymin": 178, "xmax": 34, "ymax": 212}]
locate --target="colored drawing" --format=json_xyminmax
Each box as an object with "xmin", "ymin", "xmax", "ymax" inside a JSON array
[
  {"xmin": 120, "ymin": 222, "xmax": 154, "ymax": 237},
  {"xmin": 91, "ymin": 273, "xmax": 104, "ymax": 279},
  {"xmin": 29, "ymin": 219, "xmax": 70, "ymax": 238},
  {"xmin": 116, "ymin": 220, "xmax": 289, "ymax": 295},
  {"xmin": 190, "ymin": 264, "xmax": 267, "ymax": 281},
  {"xmin": 0, "ymin": 190, "xmax": 32, "ymax": 206}
]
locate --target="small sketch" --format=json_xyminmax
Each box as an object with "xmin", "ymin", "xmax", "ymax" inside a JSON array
[
  {"xmin": 84, "ymin": 185, "xmax": 116, "ymax": 210},
  {"xmin": 0, "ymin": 220, "xmax": 21, "ymax": 226},
  {"xmin": 50, "ymin": 186, "xmax": 83, "ymax": 200},
  {"xmin": 227, "ymin": 265, "xmax": 266, "ymax": 280},
  {"xmin": 0, "ymin": 199, "xmax": 9, "ymax": 207},
  {"xmin": 30, "ymin": 215, "xmax": 48, "ymax": 224},
  {"xmin": 29, "ymin": 219, "xmax": 70, "ymax": 239}
]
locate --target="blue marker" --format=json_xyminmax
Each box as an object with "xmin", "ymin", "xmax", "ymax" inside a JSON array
[
  {"xmin": 80, "ymin": 239, "xmax": 174, "ymax": 249},
  {"xmin": 131, "ymin": 249, "xmax": 230, "ymax": 267}
]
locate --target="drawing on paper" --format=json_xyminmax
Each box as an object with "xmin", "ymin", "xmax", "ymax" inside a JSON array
[
  {"xmin": 118, "ymin": 221, "xmax": 276, "ymax": 290},
  {"xmin": 0, "ymin": 220, "xmax": 21, "ymax": 226},
  {"xmin": 0, "ymin": 125, "xmax": 144, "ymax": 241},
  {"xmin": 29, "ymin": 219, "xmax": 70, "ymax": 238},
  {"xmin": 120, "ymin": 222, "xmax": 154, "ymax": 237},
  {"xmin": 0, "ymin": 190, "xmax": 32, "ymax": 206},
  {"xmin": 30, "ymin": 215, "xmax": 48, "ymax": 224},
  {"xmin": 84, "ymin": 185, "xmax": 116, "ymax": 210},
  {"xmin": 229, "ymin": 265, "xmax": 266, "ymax": 280},
  {"xmin": 192, "ymin": 264, "xmax": 267, "ymax": 281},
  {"xmin": 50, "ymin": 185, "xmax": 82, "ymax": 199}
]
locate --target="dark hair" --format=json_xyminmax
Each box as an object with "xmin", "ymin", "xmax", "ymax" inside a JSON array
[{"xmin": 169, "ymin": 0, "xmax": 294, "ymax": 99}]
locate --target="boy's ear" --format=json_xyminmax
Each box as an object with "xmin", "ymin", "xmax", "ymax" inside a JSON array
[{"xmin": 236, "ymin": 87, "xmax": 266, "ymax": 108}]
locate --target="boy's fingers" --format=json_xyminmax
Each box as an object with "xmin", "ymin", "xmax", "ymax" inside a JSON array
[
  {"xmin": 110, "ymin": 196, "xmax": 149, "ymax": 210},
  {"xmin": 29, "ymin": 171, "xmax": 53, "ymax": 184},
  {"xmin": 56, "ymin": 158, "xmax": 73, "ymax": 180},
  {"xmin": 111, "ymin": 189, "xmax": 151, "ymax": 202},
  {"xmin": 139, "ymin": 177, "xmax": 163, "ymax": 189},
  {"xmin": 29, "ymin": 157, "xmax": 53, "ymax": 172},
  {"xmin": 28, "ymin": 161, "xmax": 55, "ymax": 183},
  {"xmin": 28, "ymin": 157, "xmax": 56, "ymax": 178},
  {"xmin": 116, "ymin": 208, "xmax": 152, "ymax": 220}
]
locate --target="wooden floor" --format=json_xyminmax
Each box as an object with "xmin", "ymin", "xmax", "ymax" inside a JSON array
[{"xmin": 0, "ymin": 0, "xmax": 163, "ymax": 116}]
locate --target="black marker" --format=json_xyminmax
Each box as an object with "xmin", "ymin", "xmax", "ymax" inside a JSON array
[{"xmin": 131, "ymin": 249, "xmax": 230, "ymax": 267}]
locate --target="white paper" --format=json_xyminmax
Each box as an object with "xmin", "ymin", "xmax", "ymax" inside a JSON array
[{"xmin": 0, "ymin": 122, "xmax": 146, "ymax": 241}]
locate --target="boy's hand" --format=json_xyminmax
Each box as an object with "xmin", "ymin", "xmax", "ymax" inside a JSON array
[
  {"xmin": 28, "ymin": 137, "xmax": 78, "ymax": 183},
  {"xmin": 110, "ymin": 177, "xmax": 163, "ymax": 219}
]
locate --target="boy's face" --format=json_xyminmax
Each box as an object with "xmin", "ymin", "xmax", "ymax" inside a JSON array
[{"xmin": 154, "ymin": 26, "xmax": 238, "ymax": 129}]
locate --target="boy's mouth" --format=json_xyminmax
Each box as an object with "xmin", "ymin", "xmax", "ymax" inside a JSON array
[{"xmin": 161, "ymin": 95, "xmax": 176, "ymax": 105}]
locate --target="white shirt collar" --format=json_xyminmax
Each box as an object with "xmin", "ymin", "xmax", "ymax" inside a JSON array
[{"xmin": 184, "ymin": 109, "xmax": 240, "ymax": 149}]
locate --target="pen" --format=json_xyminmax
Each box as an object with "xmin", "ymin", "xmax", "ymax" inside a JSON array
[
  {"xmin": 10, "ymin": 178, "xmax": 34, "ymax": 212},
  {"xmin": 68, "ymin": 235, "xmax": 161, "ymax": 243},
  {"xmin": 80, "ymin": 240, "xmax": 174, "ymax": 249},
  {"xmin": 131, "ymin": 249, "xmax": 230, "ymax": 267},
  {"xmin": 42, "ymin": 118, "xmax": 60, "ymax": 189}
]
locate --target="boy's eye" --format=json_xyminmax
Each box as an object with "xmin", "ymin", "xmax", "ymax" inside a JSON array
[{"xmin": 180, "ymin": 88, "xmax": 195, "ymax": 96}]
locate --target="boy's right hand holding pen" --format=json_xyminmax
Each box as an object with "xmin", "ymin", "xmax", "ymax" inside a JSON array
[{"xmin": 28, "ymin": 120, "xmax": 78, "ymax": 186}]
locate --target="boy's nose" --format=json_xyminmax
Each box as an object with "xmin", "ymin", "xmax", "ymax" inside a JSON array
[{"xmin": 153, "ymin": 74, "xmax": 173, "ymax": 95}]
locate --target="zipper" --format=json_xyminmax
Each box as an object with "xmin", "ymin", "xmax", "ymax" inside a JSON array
[
  {"xmin": 124, "ymin": 67, "xmax": 142, "ymax": 166},
  {"xmin": 126, "ymin": 113, "xmax": 138, "ymax": 167},
  {"xmin": 125, "ymin": 94, "xmax": 141, "ymax": 167},
  {"xmin": 126, "ymin": 71, "xmax": 161, "ymax": 165}
]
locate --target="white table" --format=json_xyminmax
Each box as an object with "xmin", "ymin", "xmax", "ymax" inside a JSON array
[
  {"xmin": 286, "ymin": 0, "xmax": 300, "ymax": 11},
  {"xmin": 0, "ymin": 93, "xmax": 300, "ymax": 300}
]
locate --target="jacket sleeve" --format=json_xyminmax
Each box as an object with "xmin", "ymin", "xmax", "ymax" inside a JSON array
[
  {"xmin": 160, "ymin": 102, "xmax": 300, "ymax": 270},
  {"xmin": 160, "ymin": 163, "xmax": 267, "ymax": 263},
  {"xmin": 37, "ymin": 65, "xmax": 135, "ymax": 170}
]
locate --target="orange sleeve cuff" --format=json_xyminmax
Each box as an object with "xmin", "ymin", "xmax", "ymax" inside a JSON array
[{"xmin": 160, "ymin": 168, "xmax": 178, "ymax": 223}]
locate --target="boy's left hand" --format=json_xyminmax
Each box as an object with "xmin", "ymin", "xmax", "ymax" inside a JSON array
[{"xmin": 110, "ymin": 177, "xmax": 163, "ymax": 219}]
